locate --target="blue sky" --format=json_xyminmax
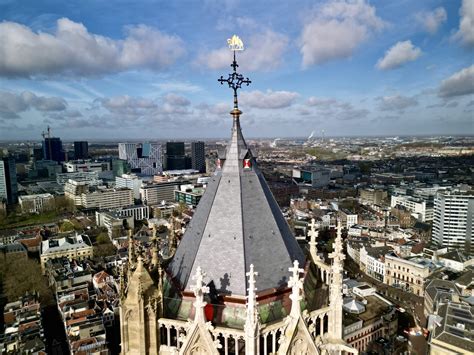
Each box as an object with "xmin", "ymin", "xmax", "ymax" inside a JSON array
[{"xmin": 0, "ymin": 0, "xmax": 472, "ymax": 140}]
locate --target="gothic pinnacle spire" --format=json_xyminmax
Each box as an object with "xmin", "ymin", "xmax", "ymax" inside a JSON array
[{"xmin": 218, "ymin": 35, "xmax": 251, "ymax": 118}]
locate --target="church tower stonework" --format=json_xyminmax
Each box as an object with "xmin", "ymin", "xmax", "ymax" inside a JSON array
[{"xmin": 119, "ymin": 35, "xmax": 357, "ymax": 355}]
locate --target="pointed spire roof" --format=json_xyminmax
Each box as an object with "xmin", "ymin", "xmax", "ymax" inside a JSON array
[
  {"xmin": 124, "ymin": 257, "xmax": 158, "ymax": 303},
  {"xmin": 169, "ymin": 41, "xmax": 304, "ymax": 297},
  {"xmin": 168, "ymin": 114, "xmax": 304, "ymax": 296}
]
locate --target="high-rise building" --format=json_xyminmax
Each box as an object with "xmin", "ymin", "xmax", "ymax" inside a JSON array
[
  {"xmin": 0, "ymin": 157, "xmax": 18, "ymax": 205},
  {"xmin": 118, "ymin": 142, "xmax": 163, "ymax": 175},
  {"xmin": 166, "ymin": 142, "xmax": 186, "ymax": 170},
  {"xmin": 432, "ymin": 189, "xmax": 473, "ymax": 255},
  {"xmin": 74, "ymin": 141, "xmax": 89, "ymax": 159},
  {"xmin": 191, "ymin": 141, "xmax": 205, "ymax": 173},
  {"xmin": 32, "ymin": 147, "xmax": 44, "ymax": 161},
  {"xmin": 42, "ymin": 137, "xmax": 65, "ymax": 162},
  {"xmin": 166, "ymin": 142, "xmax": 184, "ymax": 157},
  {"xmin": 115, "ymin": 174, "xmax": 142, "ymax": 200},
  {"xmin": 112, "ymin": 159, "xmax": 131, "ymax": 177}
]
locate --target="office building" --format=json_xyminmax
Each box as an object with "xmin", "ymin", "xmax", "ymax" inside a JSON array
[
  {"xmin": 28, "ymin": 160, "xmax": 61, "ymax": 179},
  {"xmin": 166, "ymin": 142, "xmax": 186, "ymax": 170},
  {"xmin": 114, "ymin": 204, "xmax": 149, "ymax": 220},
  {"xmin": 73, "ymin": 141, "xmax": 89, "ymax": 159},
  {"xmin": 191, "ymin": 141, "xmax": 206, "ymax": 173},
  {"xmin": 140, "ymin": 181, "xmax": 184, "ymax": 205},
  {"xmin": 174, "ymin": 184, "xmax": 204, "ymax": 207},
  {"xmin": 19, "ymin": 193, "xmax": 54, "ymax": 213},
  {"xmin": 115, "ymin": 174, "xmax": 142, "ymax": 200},
  {"xmin": 432, "ymin": 189, "xmax": 473, "ymax": 255},
  {"xmin": 359, "ymin": 188, "xmax": 387, "ymax": 205},
  {"xmin": 80, "ymin": 187, "xmax": 133, "ymax": 210},
  {"xmin": 112, "ymin": 159, "xmax": 131, "ymax": 177},
  {"xmin": 42, "ymin": 137, "xmax": 65, "ymax": 162},
  {"xmin": 0, "ymin": 157, "xmax": 18, "ymax": 205},
  {"xmin": 64, "ymin": 160, "xmax": 110, "ymax": 173},
  {"xmin": 292, "ymin": 165, "xmax": 331, "ymax": 188},
  {"xmin": 96, "ymin": 211, "xmax": 134, "ymax": 240},
  {"xmin": 390, "ymin": 194, "xmax": 433, "ymax": 222},
  {"xmin": 32, "ymin": 147, "xmax": 43, "ymax": 161},
  {"xmin": 56, "ymin": 171, "xmax": 102, "ymax": 186},
  {"xmin": 118, "ymin": 142, "xmax": 163, "ymax": 175},
  {"xmin": 64, "ymin": 179, "xmax": 90, "ymax": 206}
]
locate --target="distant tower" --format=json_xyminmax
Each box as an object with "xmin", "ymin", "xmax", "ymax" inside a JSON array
[
  {"xmin": 42, "ymin": 126, "xmax": 64, "ymax": 162},
  {"xmin": 118, "ymin": 142, "xmax": 163, "ymax": 175},
  {"xmin": 166, "ymin": 142, "xmax": 186, "ymax": 170},
  {"xmin": 0, "ymin": 157, "xmax": 18, "ymax": 205},
  {"xmin": 74, "ymin": 141, "xmax": 89, "ymax": 159},
  {"xmin": 191, "ymin": 141, "xmax": 206, "ymax": 173}
]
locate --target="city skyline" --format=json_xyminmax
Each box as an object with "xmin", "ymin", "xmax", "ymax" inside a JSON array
[{"xmin": 0, "ymin": 0, "xmax": 473, "ymax": 140}]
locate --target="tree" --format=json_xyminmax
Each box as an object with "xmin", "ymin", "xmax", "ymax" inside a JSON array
[
  {"xmin": 0, "ymin": 257, "xmax": 54, "ymax": 305},
  {"xmin": 96, "ymin": 232, "xmax": 110, "ymax": 244},
  {"xmin": 59, "ymin": 220, "xmax": 75, "ymax": 232},
  {"xmin": 175, "ymin": 202, "xmax": 187, "ymax": 217},
  {"xmin": 54, "ymin": 196, "xmax": 75, "ymax": 213}
]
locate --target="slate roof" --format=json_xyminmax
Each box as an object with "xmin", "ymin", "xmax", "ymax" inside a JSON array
[
  {"xmin": 430, "ymin": 302, "xmax": 474, "ymax": 353},
  {"xmin": 168, "ymin": 116, "xmax": 304, "ymax": 297},
  {"xmin": 440, "ymin": 249, "xmax": 471, "ymax": 263}
]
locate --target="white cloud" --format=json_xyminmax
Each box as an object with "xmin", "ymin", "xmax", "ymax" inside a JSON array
[
  {"xmin": 0, "ymin": 18, "xmax": 185, "ymax": 77},
  {"xmin": 197, "ymin": 30, "xmax": 288, "ymax": 71},
  {"xmin": 0, "ymin": 91, "xmax": 66, "ymax": 118},
  {"xmin": 416, "ymin": 7, "xmax": 447, "ymax": 34},
  {"xmin": 196, "ymin": 102, "xmax": 230, "ymax": 116},
  {"xmin": 377, "ymin": 95, "xmax": 419, "ymax": 111},
  {"xmin": 306, "ymin": 97, "xmax": 338, "ymax": 108},
  {"xmin": 306, "ymin": 96, "xmax": 351, "ymax": 110},
  {"xmin": 164, "ymin": 93, "xmax": 190, "ymax": 107},
  {"xmin": 336, "ymin": 108, "xmax": 369, "ymax": 120},
  {"xmin": 300, "ymin": 0, "xmax": 385, "ymax": 67},
  {"xmin": 453, "ymin": 0, "xmax": 474, "ymax": 46},
  {"xmin": 240, "ymin": 90, "xmax": 299, "ymax": 109},
  {"xmin": 96, "ymin": 93, "xmax": 194, "ymax": 118},
  {"xmin": 98, "ymin": 95, "xmax": 157, "ymax": 114},
  {"xmin": 376, "ymin": 40, "xmax": 422, "ymax": 70},
  {"xmin": 152, "ymin": 81, "xmax": 202, "ymax": 93},
  {"xmin": 438, "ymin": 65, "xmax": 474, "ymax": 98}
]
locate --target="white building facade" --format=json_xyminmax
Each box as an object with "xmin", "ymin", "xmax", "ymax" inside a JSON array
[
  {"xmin": 432, "ymin": 190, "xmax": 473, "ymax": 255},
  {"xmin": 19, "ymin": 193, "xmax": 54, "ymax": 213},
  {"xmin": 390, "ymin": 195, "xmax": 433, "ymax": 222},
  {"xmin": 118, "ymin": 142, "xmax": 163, "ymax": 176},
  {"xmin": 115, "ymin": 174, "xmax": 142, "ymax": 200}
]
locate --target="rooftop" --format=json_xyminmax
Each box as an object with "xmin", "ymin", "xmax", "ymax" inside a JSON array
[
  {"xmin": 431, "ymin": 302, "xmax": 474, "ymax": 352},
  {"xmin": 41, "ymin": 234, "xmax": 92, "ymax": 255}
]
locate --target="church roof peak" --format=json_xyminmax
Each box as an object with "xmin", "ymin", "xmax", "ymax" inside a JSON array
[{"xmin": 167, "ymin": 38, "xmax": 304, "ymax": 297}]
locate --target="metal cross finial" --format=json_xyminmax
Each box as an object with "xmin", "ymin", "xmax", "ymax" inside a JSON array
[{"xmin": 218, "ymin": 35, "xmax": 251, "ymax": 113}]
